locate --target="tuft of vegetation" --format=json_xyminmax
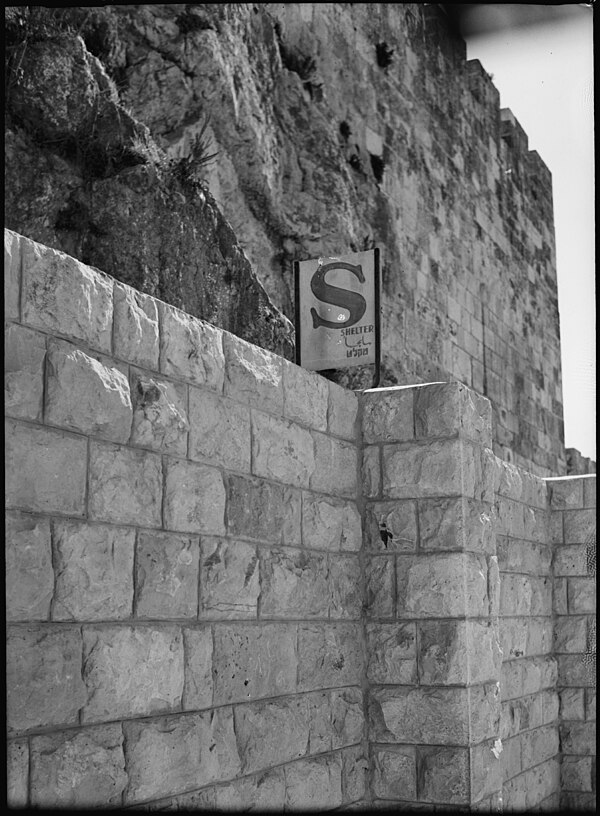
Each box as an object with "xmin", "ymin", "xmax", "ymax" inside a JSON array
[
  {"xmin": 376, "ymin": 41, "xmax": 394, "ymax": 70},
  {"xmin": 277, "ymin": 41, "xmax": 323, "ymax": 100},
  {"xmin": 370, "ymin": 153, "xmax": 385, "ymax": 184},
  {"xmin": 169, "ymin": 114, "xmax": 219, "ymax": 189},
  {"xmin": 176, "ymin": 7, "xmax": 215, "ymax": 35},
  {"xmin": 339, "ymin": 121, "xmax": 351, "ymax": 140}
]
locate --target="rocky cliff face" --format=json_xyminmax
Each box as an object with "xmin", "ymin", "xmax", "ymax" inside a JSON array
[{"xmin": 4, "ymin": 4, "xmax": 566, "ymax": 474}]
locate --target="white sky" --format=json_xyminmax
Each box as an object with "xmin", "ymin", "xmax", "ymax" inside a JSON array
[{"xmin": 464, "ymin": 4, "xmax": 595, "ymax": 462}]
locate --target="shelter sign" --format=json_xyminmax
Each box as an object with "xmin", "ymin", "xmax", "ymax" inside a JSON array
[{"xmin": 294, "ymin": 248, "xmax": 380, "ymax": 378}]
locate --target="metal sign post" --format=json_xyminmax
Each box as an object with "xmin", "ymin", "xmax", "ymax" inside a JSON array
[{"xmin": 294, "ymin": 248, "xmax": 381, "ymax": 388}]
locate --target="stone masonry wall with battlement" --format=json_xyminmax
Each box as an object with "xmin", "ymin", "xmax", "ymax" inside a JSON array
[{"xmin": 5, "ymin": 230, "xmax": 596, "ymax": 810}]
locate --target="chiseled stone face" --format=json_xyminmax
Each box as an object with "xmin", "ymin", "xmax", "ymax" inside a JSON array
[
  {"xmin": 223, "ymin": 332, "xmax": 283, "ymax": 414},
  {"xmin": 5, "ymin": 228, "xmax": 21, "ymax": 320},
  {"xmin": 182, "ymin": 626, "xmax": 213, "ymax": 710},
  {"xmin": 30, "ymin": 725, "xmax": 127, "ymax": 808},
  {"xmin": 366, "ymin": 623, "xmax": 417, "ymax": 685},
  {"xmin": 4, "ymin": 323, "xmax": 46, "ymax": 421},
  {"xmin": 417, "ymin": 745, "xmax": 470, "ymax": 804},
  {"xmin": 135, "ymin": 531, "xmax": 199, "ymax": 619},
  {"xmin": 5, "ymin": 512, "xmax": 53, "ymax": 622},
  {"xmin": 7, "ymin": 739, "xmax": 28, "ymax": 808},
  {"xmin": 200, "ymin": 538, "xmax": 259, "ymax": 619},
  {"xmin": 364, "ymin": 500, "xmax": 417, "ymax": 551},
  {"xmin": 284, "ymin": 755, "xmax": 343, "ymax": 810},
  {"xmin": 122, "ymin": 709, "xmax": 240, "ymax": 804},
  {"xmin": 214, "ymin": 767, "xmax": 286, "ymax": 811},
  {"xmin": 7, "ymin": 625, "xmax": 87, "ymax": 733},
  {"xmin": 113, "ymin": 282, "xmax": 159, "ymax": 370},
  {"xmin": 297, "ymin": 623, "xmax": 362, "ymax": 691},
  {"xmin": 21, "ymin": 239, "xmax": 113, "ymax": 352},
  {"xmin": 88, "ymin": 441, "xmax": 162, "ymax": 527},
  {"xmin": 6, "ymin": 420, "xmax": 88, "ymax": 516},
  {"xmin": 227, "ymin": 475, "xmax": 301, "ymax": 546},
  {"xmin": 259, "ymin": 547, "xmax": 329, "ymax": 619},
  {"xmin": 159, "ymin": 301, "xmax": 225, "ymax": 391},
  {"xmin": 129, "ymin": 371, "xmax": 188, "ymax": 455},
  {"xmin": 329, "ymin": 554, "xmax": 362, "ymax": 619},
  {"xmin": 252, "ymin": 411, "xmax": 315, "ymax": 488},
  {"xmin": 373, "ymin": 746, "xmax": 416, "ymax": 801},
  {"xmin": 189, "ymin": 387, "xmax": 251, "ymax": 471},
  {"xmin": 53, "ymin": 521, "xmax": 135, "ymax": 621},
  {"xmin": 361, "ymin": 386, "xmax": 414, "ymax": 444},
  {"xmin": 311, "ymin": 433, "xmax": 358, "ymax": 497},
  {"xmin": 81, "ymin": 626, "xmax": 184, "ymax": 723},
  {"xmin": 282, "ymin": 358, "xmax": 328, "ymax": 431},
  {"xmin": 212, "ymin": 622, "xmax": 297, "ymax": 704},
  {"xmin": 302, "ymin": 493, "xmax": 361, "ymax": 551},
  {"xmin": 327, "ymin": 381, "xmax": 359, "ymax": 441},
  {"xmin": 163, "ymin": 458, "xmax": 225, "ymax": 535}
]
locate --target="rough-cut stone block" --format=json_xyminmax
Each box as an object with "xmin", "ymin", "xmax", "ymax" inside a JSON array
[
  {"xmin": 530, "ymin": 577, "xmax": 552, "ymax": 616},
  {"xmin": 503, "ymin": 757, "xmax": 559, "ymax": 811},
  {"xmin": 367, "ymin": 623, "xmax": 417, "ymax": 684},
  {"xmin": 227, "ymin": 475, "xmax": 301, "ymax": 546},
  {"xmin": 364, "ymin": 500, "xmax": 417, "ymax": 551},
  {"xmin": 549, "ymin": 512, "xmax": 563, "ymax": 544},
  {"xmin": 302, "ymin": 493, "xmax": 361, "ymax": 551},
  {"xmin": 564, "ymin": 508, "xmax": 596, "ymax": 544},
  {"xmin": 283, "ymin": 358, "xmax": 328, "ymax": 430},
  {"xmin": 30, "ymin": 724, "xmax": 127, "ymax": 807},
  {"xmin": 521, "ymin": 725, "xmax": 559, "ymax": 771},
  {"xmin": 113, "ymin": 282, "xmax": 159, "ymax": 369},
  {"xmin": 342, "ymin": 747, "xmax": 368, "ymax": 805},
  {"xmin": 500, "ymin": 574, "xmax": 533, "ymax": 616},
  {"xmin": 373, "ymin": 746, "xmax": 416, "ymax": 801},
  {"xmin": 298, "ymin": 623, "xmax": 362, "ymax": 691},
  {"xmin": 182, "ymin": 626, "xmax": 213, "ymax": 710},
  {"xmin": 6, "ymin": 420, "xmax": 87, "ymax": 515},
  {"xmin": 553, "ymin": 578, "xmax": 568, "ymax": 614},
  {"xmin": 328, "ymin": 380, "xmax": 358, "ymax": 440},
  {"xmin": 582, "ymin": 476, "xmax": 596, "ymax": 508},
  {"xmin": 252, "ymin": 411, "xmax": 315, "ymax": 487},
  {"xmin": 81, "ymin": 626, "xmax": 184, "ymax": 722},
  {"xmin": 470, "ymin": 739, "xmax": 504, "ymax": 802},
  {"xmin": 413, "ymin": 382, "xmax": 492, "ymax": 447},
  {"xmin": 123, "ymin": 709, "xmax": 240, "ymax": 804},
  {"xmin": 260, "ymin": 547, "xmax": 329, "ymax": 618},
  {"xmin": 7, "ymin": 625, "xmax": 86, "ymax": 733},
  {"xmin": 310, "ymin": 433, "xmax": 357, "ymax": 497},
  {"xmin": 163, "ymin": 458, "xmax": 225, "ymax": 535},
  {"xmin": 88, "ymin": 441, "xmax": 162, "ymax": 526},
  {"xmin": 554, "ymin": 616, "xmax": 587, "ymax": 654},
  {"xmin": 159, "ymin": 302, "xmax": 224, "ymax": 391},
  {"xmin": 396, "ymin": 553, "xmax": 489, "ymax": 618},
  {"xmin": 501, "ymin": 696, "xmax": 543, "ymax": 739},
  {"xmin": 362, "ymin": 446, "xmax": 381, "ymax": 498},
  {"xmin": 419, "ymin": 497, "xmax": 495, "ymax": 553},
  {"xmin": 331, "ymin": 687, "xmax": 364, "ymax": 748},
  {"xmin": 6, "ymin": 512, "xmax": 53, "ymax": 621},
  {"xmin": 370, "ymin": 683, "xmax": 500, "ymax": 746},
  {"xmin": 135, "ymin": 531, "xmax": 199, "ymax": 619},
  {"xmin": 213, "ymin": 622, "xmax": 296, "ymax": 704},
  {"xmin": 130, "ymin": 370, "xmax": 188, "ymax": 455},
  {"xmin": 559, "ymin": 688, "xmax": 585, "ymax": 721},
  {"xmin": 189, "ymin": 388, "xmax": 250, "ymax": 471},
  {"xmin": 329, "ymin": 554, "xmax": 362, "ymax": 619},
  {"xmin": 496, "ymin": 537, "xmax": 552, "ymax": 575},
  {"xmin": 4, "ymin": 324, "xmax": 46, "ymax": 420},
  {"xmin": 548, "ymin": 477, "xmax": 584, "ymax": 509},
  {"xmin": 22, "ymin": 239, "xmax": 113, "ymax": 352},
  {"xmin": 557, "ymin": 654, "xmax": 595, "ymax": 687},
  {"xmin": 417, "ymin": 746, "xmax": 470, "ymax": 804},
  {"xmin": 501, "ymin": 735, "xmax": 522, "ymax": 782},
  {"xmin": 383, "ymin": 438, "xmax": 478, "ymax": 499},
  {"xmin": 5, "ymin": 228, "xmax": 21, "ymax": 319},
  {"xmin": 365, "ymin": 556, "xmax": 395, "ymax": 618},
  {"xmin": 234, "ymin": 696, "xmax": 310, "ymax": 774},
  {"xmin": 418, "ymin": 619, "xmax": 501, "ymax": 686},
  {"xmin": 553, "ymin": 544, "xmax": 588, "ymax": 576},
  {"xmin": 561, "ymin": 756, "xmax": 594, "ymax": 793},
  {"xmin": 7, "ymin": 739, "xmax": 28, "ymax": 808},
  {"xmin": 284, "ymin": 755, "xmax": 343, "ymax": 810},
  {"xmin": 214, "ymin": 768, "xmax": 286, "ymax": 810},
  {"xmin": 45, "ymin": 341, "xmax": 132, "ymax": 440},
  {"xmin": 200, "ymin": 538, "xmax": 259, "ymax": 619},
  {"xmin": 561, "ymin": 792, "xmax": 597, "ymax": 810},
  {"xmin": 567, "ymin": 577, "xmax": 596, "ymax": 613},
  {"xmin": 223, "ymin": 332, "xmax": 283, "ymax": 413},
  {"xmin": 586, "ymin": 688, "xmax": 595, "ymax": 719},
  {"xmin": 53, "ymin": 521, "xmax": 134, "ymax": 621},
  {"xmin": 361, "ymin": 386, "xmax": 414, "ymax": 443}
]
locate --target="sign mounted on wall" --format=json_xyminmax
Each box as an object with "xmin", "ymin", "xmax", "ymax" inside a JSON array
[{"xmin": 294, "ymin": 248, "xmax": 381, "ymax": 385}]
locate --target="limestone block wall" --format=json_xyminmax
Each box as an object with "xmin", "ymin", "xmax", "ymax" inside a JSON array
[
  {"xmin": 548, "ymin": 475, "xmax": 596, "ymax": 811},
  {"xmin": 5, "ymin": 228, "xmax": 365, "ymax": 809},
  {"xmin": 5, "ymin": 229, "xmax": 596, "ymax": 810},
  {"xmin": 493, "ymin": 461, "xmax": 560, "ymax": 809},
  {"xmin": 360, "ymin": 382, "xmax": 504, "ymax": 809}
]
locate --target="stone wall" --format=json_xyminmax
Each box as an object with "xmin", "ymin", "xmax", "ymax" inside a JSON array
[
  {"xmin": 548, "ymin": 476, "xmax": 597, "ymax": 811},
  {"xmin": 5, "ymin": 228, "xmax": 364, "ymax": 809},
  {"xmin": 5, "ymin": 230, "xmax": 596, "ymax": 810},
  {"xmin": 5, "ymin": 4, "xmax": 568, "ymax": 477}
]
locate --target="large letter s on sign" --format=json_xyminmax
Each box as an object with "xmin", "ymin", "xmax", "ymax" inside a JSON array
[{"xmin": 310, "ymin": 261, "xmax": 367, "ymax": 330}]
